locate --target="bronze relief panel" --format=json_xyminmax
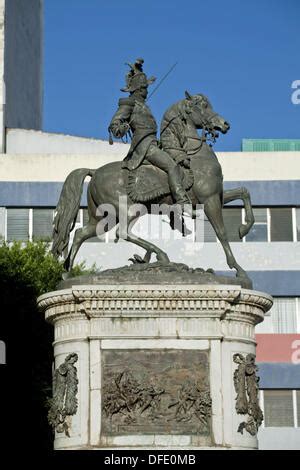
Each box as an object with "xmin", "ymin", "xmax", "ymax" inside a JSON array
[{"xmin": 102, "ymin": 349, "xmax": 211, "ymax": 436}]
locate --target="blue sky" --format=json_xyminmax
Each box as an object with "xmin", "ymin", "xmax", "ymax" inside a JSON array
[{"xmin": 44, "ymin": 0, "xmax": 299, "ymax": 151}]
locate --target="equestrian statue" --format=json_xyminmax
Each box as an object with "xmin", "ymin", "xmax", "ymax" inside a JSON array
[{"xmin": 52, "ymin": 58, "xmax": 255, "ymax": 283}]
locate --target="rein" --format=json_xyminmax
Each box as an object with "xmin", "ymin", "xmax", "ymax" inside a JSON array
[{"xmin": 161, "ymin": 102, "xmax": 219, "ymax": 158}]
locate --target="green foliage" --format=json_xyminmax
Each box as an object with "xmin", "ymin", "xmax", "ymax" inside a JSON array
[
  {"xmin": 0, "ymin": 241, "xmax": 90, "ymax": 453},
  {"xmin": 0, "ymin": 240, "xmax": 87, "ymax": 295}
]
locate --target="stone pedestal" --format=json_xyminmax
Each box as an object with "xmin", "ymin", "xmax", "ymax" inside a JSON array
[{"xmin": 38, "ymin": 284, "xmax": 272, "ymax": 450}]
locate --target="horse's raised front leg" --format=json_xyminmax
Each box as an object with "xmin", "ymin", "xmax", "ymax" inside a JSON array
[
  {"xmin": 119, "ymin": 215, "xmax": 170, "ymax": 264},
  {"xmin": 223, "ymin": 187, "xmax": 254, "ymax": 239},
  {"xmin": 204, "ymin": 194, "xmax": 250, "ymax": 283}
]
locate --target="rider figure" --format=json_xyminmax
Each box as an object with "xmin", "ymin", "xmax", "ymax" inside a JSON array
[{"xmin": 108, "ymin": 59, "xmax": 191, "ymax": 208}]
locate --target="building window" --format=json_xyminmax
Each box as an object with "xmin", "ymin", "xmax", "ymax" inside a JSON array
[
  {"xmin": 194, "ymin": 215, "xmax": 217, "ymax": 243},
  {"xmin": 263, "ymin": 390, "xmax": 294, "ymax": 427},
  {"xmin": 32, "ymin": 209, "xmax": 54, "ymax": 241},
  {"xmin": 223, "ymin": 208, "xmax": 242, "ymax": 242},
  {"xmin": 255, "ymin": 297, "xmax": 299, "ymax": 334},
  {"xmin": 262, "ymin": 390, "xmax": 300, "ymax": 428},
  {"xmin": 3, "ymin": 206, "xmax": 300, "ymax": 244},
  {"xmin": 6, "ymin": 209, "xmax": 29, "ymax": 241},
  {"xmin": 245, "ymin": 208, "xmax": 268, "ymax": 242},
  {"xmin": 204, "ymin": 216, "xmax": 217, "ymax": 242},
  {"xmin": 271, "ymin": 298, "xmax": 297, "ymax": 333},
  {"xmin": 270, "ymin": 208, "xmax": 293, "ymax": 241}
]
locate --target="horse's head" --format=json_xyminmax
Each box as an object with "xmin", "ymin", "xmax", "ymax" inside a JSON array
[{"xmin": 183, "ymin": 91, "xmax": 230, "ymax": 135}]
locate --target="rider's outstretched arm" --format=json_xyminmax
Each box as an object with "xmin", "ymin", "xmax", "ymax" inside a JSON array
[{"xmin": 108, "ymin": 97, "xmax": 134, "ymax": 139}]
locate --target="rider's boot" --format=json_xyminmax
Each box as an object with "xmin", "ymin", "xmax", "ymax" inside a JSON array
[{"xmin": 168, "ymin": 166, "xmax": 192, "ymax": 215}]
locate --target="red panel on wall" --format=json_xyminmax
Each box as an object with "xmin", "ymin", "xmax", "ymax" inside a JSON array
[{"xmin": 256, "ymin": 334, "xmax": 300, "ymax": 363}]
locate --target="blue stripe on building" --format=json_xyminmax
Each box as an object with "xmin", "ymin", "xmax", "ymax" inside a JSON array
[
  {"xmin": 0, "ymin": 180, "xmax": 299, "ymax": 206},
  {"xmin": 223, "ymin": 180, "xmax": 300, "ymax": 206},
  {"xmin": 258, "ymin": 363, "xmax": 300, "ymax": 389},
  {"xmin": 218, "ymin": 271, "xmax": 300, "ymax": 296}
]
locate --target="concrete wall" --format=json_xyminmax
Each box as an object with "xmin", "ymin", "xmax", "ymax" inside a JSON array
[
  {"xmin": 258, "ymin": 428, "xmax": 300, "ymax": 450},
  {"xmin": 3, "ymin": 0, "xmax": 43, "ymax": 132},
  {"xmin": 2, "ymin": 138, "xmax": 300, "ymax": 182},
  {"xmin": 6, "ymin": 129, "xmax": 127, "ymax": 155}
]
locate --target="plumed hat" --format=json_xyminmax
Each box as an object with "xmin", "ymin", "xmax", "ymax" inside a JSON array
[{"xmin": 121, "ymin": 58, "xmax": 156, "ymax": 93}]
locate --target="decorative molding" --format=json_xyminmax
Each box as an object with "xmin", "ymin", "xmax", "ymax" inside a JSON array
[
  {"xmin": 38, "ymin": 285, "xmax": 272, "ymax": 318},
  {"xmin": 37, "ymin": 285, "xmax": 273, "ymax": 342}
]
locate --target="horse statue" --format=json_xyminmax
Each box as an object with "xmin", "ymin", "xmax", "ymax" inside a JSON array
[{"xmin": 52, "ymin": 92, "xmax": 254, "ymax": 283}]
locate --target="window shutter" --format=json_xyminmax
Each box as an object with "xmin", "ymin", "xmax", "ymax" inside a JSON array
[
  {"xmin": 271, "ymin": 298, "xmax": 297, "ymax": 333},
  {"xmin": 254, "ymin": 141, "xmax": 270, "ymax": 151},
  {"xmin": 204, "ymin": 217, "xmax": 217, "ymax": 242},
  {"xmin": 274, "ymin": 142, "xmax": 291, "ymax": 151},
  {"xmin": 264, "ymin": 390, "xmax": 294, "ymax": 427},
  {"xmin": 195, "ymin": 216, "xmax": 217, "ymax": 242},
  {"xmin": 222, "ymin": 208, "xmax": 242, "ymax": 242},
  {"xmin": 32, "ymin": 209, "xmax": 54, "ymax": 241},
  {"xmin": 270, "ymin": 208, "xmax": 293, "ymax": 241},
  {"xmin": 7, "ymin": 209, "xmax": 29, "ymax": 241},
  {"xmin": 83, "ymin": 208, "xmax": 89, "ymax": 226}
]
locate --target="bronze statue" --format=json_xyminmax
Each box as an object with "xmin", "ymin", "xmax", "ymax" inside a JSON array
[
  {"xmin": 52, "ymin": 59, "xmax": 255, "ymax": 284},
  {"xmin": 109, "ymin": 59, "xmax": 191, "ymax": 207}
]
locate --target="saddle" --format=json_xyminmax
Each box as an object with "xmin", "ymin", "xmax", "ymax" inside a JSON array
[{"xmin": 127, "ymin": 163, "xmax": 194, "ymax": 203}]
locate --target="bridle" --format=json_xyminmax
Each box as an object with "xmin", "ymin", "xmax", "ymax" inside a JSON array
[{"xmin": 161, "ymin": 99, "xmax": 220, "ymax": 156}]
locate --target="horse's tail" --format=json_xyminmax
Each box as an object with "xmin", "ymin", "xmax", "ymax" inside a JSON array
[{"xmin": 52, "ymin": 168, "xmax": 95, "ymax": 259}]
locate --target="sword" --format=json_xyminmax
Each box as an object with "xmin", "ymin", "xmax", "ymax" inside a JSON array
[
  {"xmin": 147, "ymin": 62, "xmax": 178, "ymax": 101},
  {"xmin": 109, "ymin": 62, "xmax": 178, "ymax": 144}
]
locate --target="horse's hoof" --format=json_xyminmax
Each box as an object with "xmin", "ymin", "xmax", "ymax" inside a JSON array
[
  {"xmin": 235, "ymin": 270, "xmax": 253, "ymax": 289},
  {"xmin": 157, "ymin": 254, "xmax": 170, "ymax": 264}
]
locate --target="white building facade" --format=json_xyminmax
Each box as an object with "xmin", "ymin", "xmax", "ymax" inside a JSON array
[{"xmin": 0, "ymin": 0, "xmax": 299, "ymax": 450}]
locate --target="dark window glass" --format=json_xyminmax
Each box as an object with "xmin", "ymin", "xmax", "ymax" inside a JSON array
[
  {"xmin": 264, "ymin": 390, "xmax": 294, "ymax": 427},
  {"xmin": 246, "ymin": 208, "xmax": 268, "ymax": 242},
  {"xmin": 246, "ymin": 224, "xmax": 268, "ymax": 242},
  {"xmin": 7, "ymin": 209, "xmax": 29, "ymax": 241},
  {"xmin": 222, "ymin": 208, "xmax": 242, "ymax": 242},
  {"xmin": 270, "ymin": 208, "xmax": 293, "ymax": 241},
  {"xmin": 32, "ymin": 209, "xmax": 54, "ymax": 241}
]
